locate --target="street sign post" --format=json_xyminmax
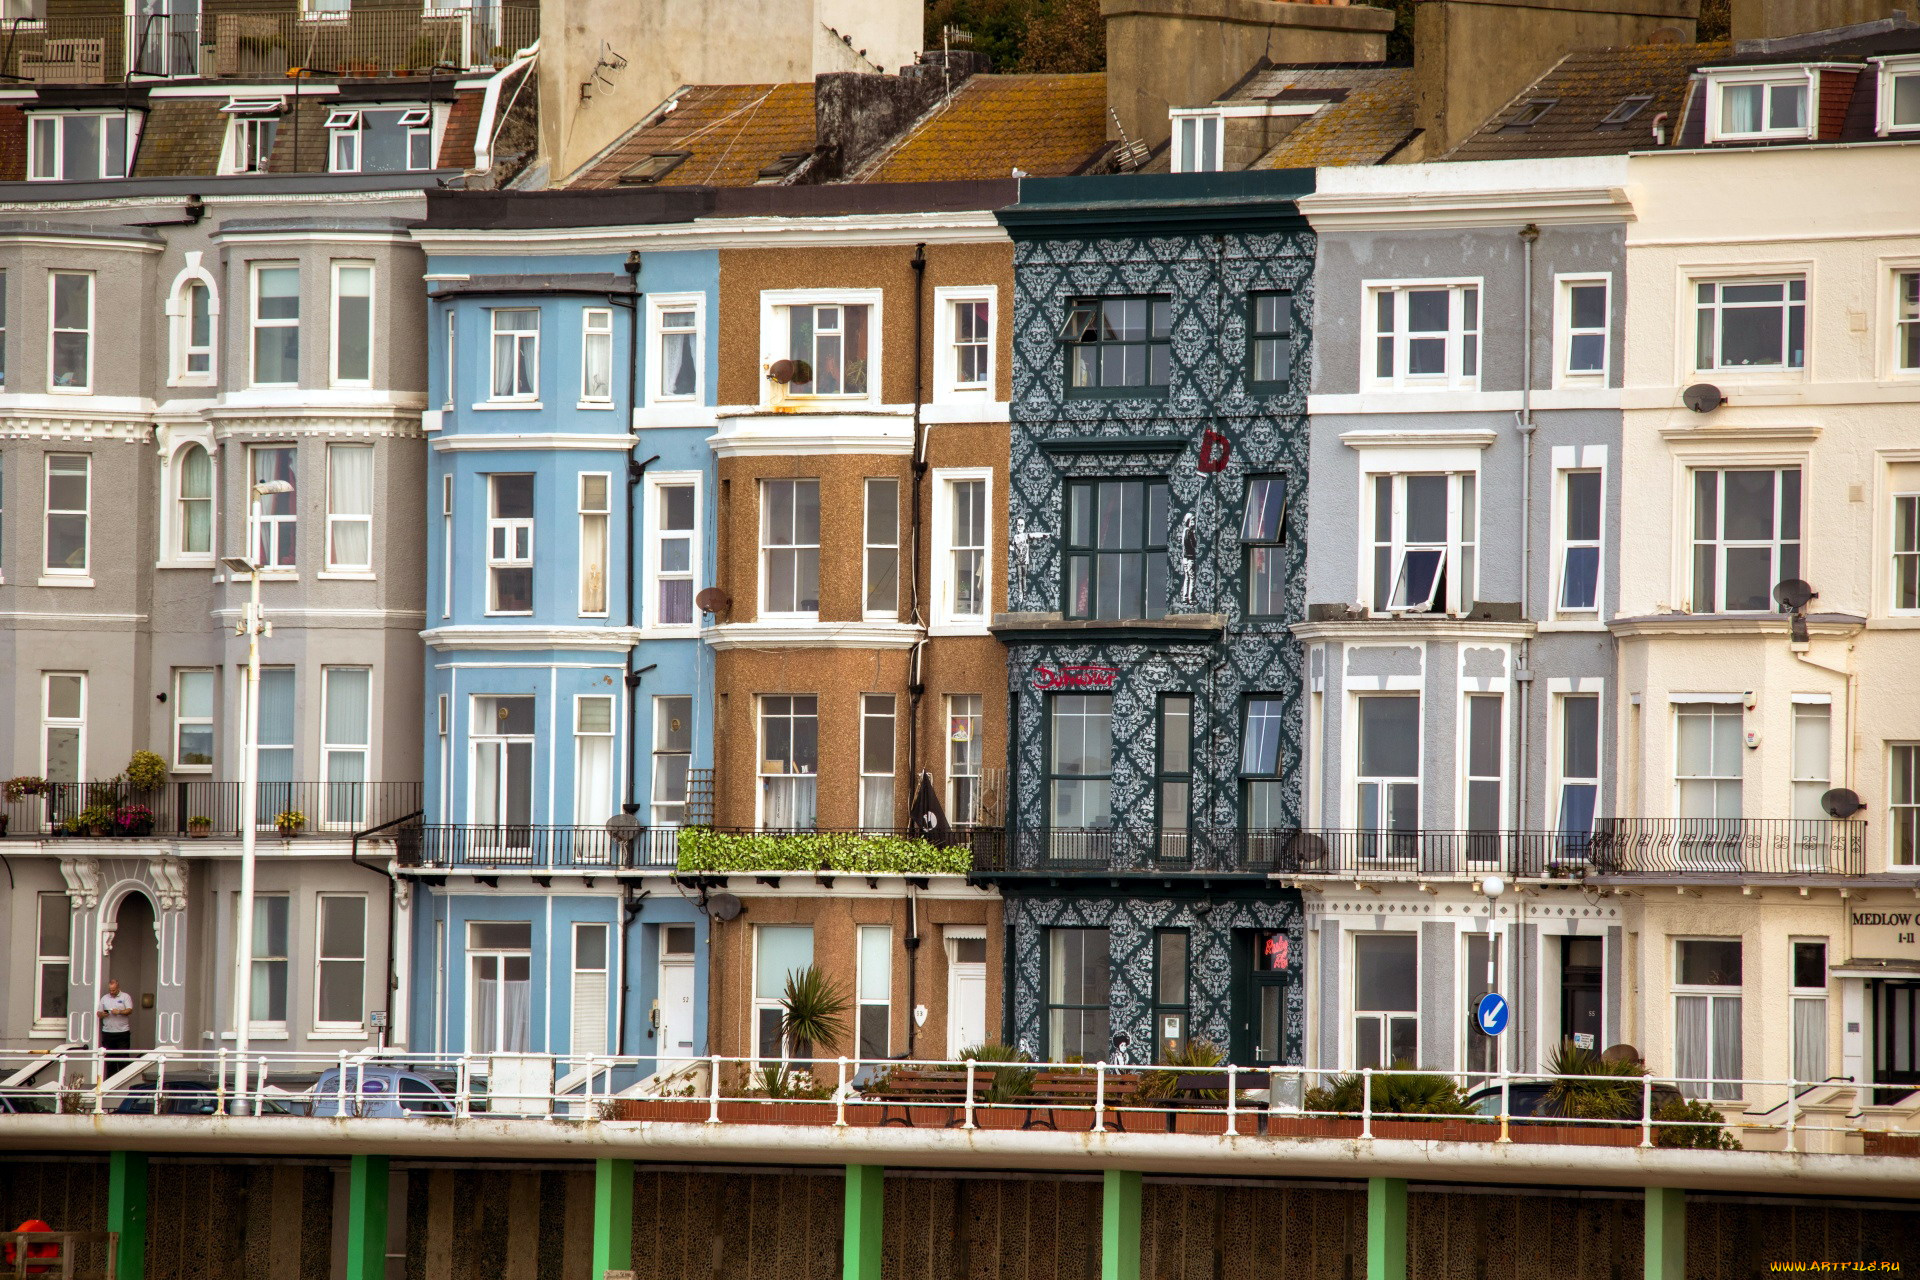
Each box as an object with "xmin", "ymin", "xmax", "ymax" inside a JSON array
[{"xmin": 1476, "ymin": 993, "xmax": 1509, "ymax": 1036}]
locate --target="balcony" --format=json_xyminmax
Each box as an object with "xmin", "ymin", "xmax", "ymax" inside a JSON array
[
  {"xmin": 0, "ymin": 780, "xmax": 421, "ymax": 840},
  {"xmin": 977, "ymin": 821, "xmax": 1869, "ymax": 880},
  {"xmin": 404, "ymin": 826, "xmax": 997, "ymax": 875},
  {"xmin": 0, "ymin": 5, "xmax": 536, "ymax": 83}
]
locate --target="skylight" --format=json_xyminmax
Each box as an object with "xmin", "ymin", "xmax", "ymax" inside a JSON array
[
  {"xmin": 1599, "ymin": 94, "xmax": 1653, "ymax": 126},
  {"xmin": 1502, "ymin": 99, "xmax": 1558, "ymax": 131}
]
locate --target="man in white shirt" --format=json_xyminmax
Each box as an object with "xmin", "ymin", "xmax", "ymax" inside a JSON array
[{"xmin": 97, "ymin": 979, "xmax": 134, "ymax": 1063}]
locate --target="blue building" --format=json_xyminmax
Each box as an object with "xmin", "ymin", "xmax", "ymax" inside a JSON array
[{"xmin": 401, "ymin": 192, "xmax": 717, "ymax": 1065}]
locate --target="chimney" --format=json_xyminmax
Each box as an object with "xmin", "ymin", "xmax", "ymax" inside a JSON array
[
  {"xmin": 1103, "ymin": 0, "xmax": 1394, "ymax": 148},
  {"xmin": 809, "ymin": 55, "xmax": 984, "ymax": 181},
  {"xmin": 1413, "ymin": 0, "xmax": 1699, "ymax": 158}
]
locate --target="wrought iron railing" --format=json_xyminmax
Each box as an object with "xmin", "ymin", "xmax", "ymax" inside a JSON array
[
  {"xmin": 407, "ymin": 824, "xmax": 680, "ymax": 871},
  {"xmin": 405, "ymin": 825, "xmax": 1008, "ymax": 874},
  {"xmin": 0, "ymin": 5, "xmax": 536, "ymax": 83},
  {"xmin": 978, "ymin": 821, "xmax": 1870, "ymax": 879},
  {"xmin": 0, "ymin": 780, "xmax": 421, "ymax": 839}
]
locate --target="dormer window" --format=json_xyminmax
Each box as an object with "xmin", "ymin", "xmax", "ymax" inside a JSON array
[
  {"xmin": 28, "ymin": 112, "xmax": 137, "ymax": 181},
  {"xmin": 327, "ymin": 105, "xmax": 435, "ymax": 173},
  {"xmin": 1876, "ymin": 55, "xmax": 1920, "ymax": 134},
  {"xmin": 1170, "ymin": 109, "xmax": 1223, "ymax": 173},
  {"xmin": 220, "ymin": 98, "xmax": 284, "ymax": 175},
  {"xmin": 1706, "ymin": 70, "xmax": 1812, "ymax": 142}
]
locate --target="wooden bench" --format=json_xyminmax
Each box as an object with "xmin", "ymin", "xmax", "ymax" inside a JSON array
[{"xmin": 856, "ymin": 1067, "xmax": 981, "ymax": 1127}]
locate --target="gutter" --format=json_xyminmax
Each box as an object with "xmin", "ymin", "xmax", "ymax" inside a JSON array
[
  {"xmin": 470, "ymin": 40, "xmax": 539, "ymax": 176},
  {"xmin": 349, "ymin": 808, "xmax": 425, "ymax": 1050}
]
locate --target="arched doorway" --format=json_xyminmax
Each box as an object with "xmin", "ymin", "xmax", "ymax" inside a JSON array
[{"xmin": 104, "ymin": 892, "xmax": 158, "ymax": 1051}]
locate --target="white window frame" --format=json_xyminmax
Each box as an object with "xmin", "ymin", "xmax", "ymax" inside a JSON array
[
  {"xmin": 325, "ymin": 108, "xmax": 361, "ymax": 173},
  {"xmin": 1363, "ymin": 279, "xmax": 1482, "ymax": 391},
  {"xmin": 646, "ymin": 291, "xmax": 704, "ymax": 405},
  {"xmin": 48, "ymin": 270, "xmax": 94, "ymax": 393},
  {"xmin": 758, "ymin": 288, "xmax": 883, "ymax": 407},
  {"xmin": 488, "ymin": 308, "xmax": 540, "ymax": 403},
  {"xmin": 27, "ymin": 111, "xmax": 136, "ymax": 181},
  {"xmin": 856, "ymin": 924, "xmax": 892, "ymax": 1059},
  {"xmin": 166, "ymin": 261, "xmax": 218, "ymax": 386},
  {"xmin": 440, "ymin": 472, "xmax": 453, "ymax": 620},
  {"xmin": 1672, "ymin": 936, "xmax": 1744, "ymax": 1101},
  {"xmin": 34, "ymin": 892, "xmax": 71, "ymax": 1034},
  {"xmin": 651, "ymin": 695, "xmax": 693, "ymax": 827},
  {"xmin": 247, "ymin": 892, "xmax": 291, "ymax": 1037},
  {"xmin": 752, "ymin": 924, "xmax": 814, "ymax": 1064},
  {"xmin": 578, "ymin": 471, "xmax": 612, "ymax": 618},
  {"xmin": 946, "ymin": 693, "xmax": 985, "ymax": 826},
  {"xmin": 321, "ymin": 665, "xmax": 372, "ymax": 829},
  {"xmin": 1555, "ymin": 273, "xmax": 1610, "ymax": 385},
  {"xmin": 486, "ymin": 473, "xmax": 535, "ymax": 615},
  {"xmin": 930, "ymin": 467, "xmax": 993, "ymax": 633},
  {"xmin": 1349, "ymin": 931, "xmax": 1420, "ymax": 1071},
  {"xmin": 862, "ymin": 477, "xmax": 899, "ymax": 621},
  {"xmin": 313, "ymin": 893, "xmax": 367, "ymax": 1035},
  {"xmin": 756, "ymin": 695, "xmax": 818, "ymax": 832},
  {"xmin": 572, "ymin": 693, "xmax": 616, "ymax": 829},
  {"xmin": 1350, "ymin": 692, "xmax": 1422, "ymax": 837},
  {"xmin": 643, "ymin": 471, "xmax": 701, "ymax": 633},
  {"xmin": 859, "ymin": 693, "xmax": 896, "ymax": 830},
  {"xmin": 1790, "ymin": 698, "xmax": 1831, "ymax": 822},
  {"xmin": 330, "ymin": 260, "xmax": 374, "ymax": 387},
  {"xmin": 1688, "ymin": 466, "xmax": 1801, "ymax": 614},
  {"xmin": 1893, "ymin": 491, "xmax": 1920, "ymax": 614},
  {"xmin": 42, "ymin": 672, "xmax": 87, "ymax": 784},
  {"xmin": 1364, "ymin": 470, "xmax": 1478, "ymax": 616},
  {"xmin": 1169, "ymin": 108, "xmax": 1223, "ymax": 173},
  {"xmin": 43, "ymin": 452, "xmax": 91, "ymax": 578},
  {"xmin": 1550, "ymin": 685, "xmax": 1603, "ymax": 836},
  {"xmin": 325, "ymin": 442, "xmax": 374, "ymax": 574},
  {"xmin": 172, "ymin": 667, "xmax": 216, "ymax": 773},
  {"xmin": 1692, "ymin": 274, "xmax": 1807, "ymax": 374},
  {"xmin": 932, "ymin": 286, "xmax": 996, "ymax": 402},
  {"xmin": 571, "ymin": 921, "xmax": 611, "ymax": 1057},
  {"xmin": 1876, "ymin": 55, "xmax": 1920, "ymax": 135},
  {"xmin": 442, "ymin": 308, "xmax": 457, "ymax": 410},
  {"xmin": 1890, "ymin": 742, "xmax": 1920, "ymax": 870},
  {"xmin": 759, "ymin": 477, "xmax": 820, "ymax": 618},
  {"xmin": 1458, "ymin": 689, "xmax": 1506, "ymax": 849},
  {"xmin": 1892, "ymin": 267, "xmax": 1920, "ymax": 376},
  {"xmin": 1551, "ymin": 460, "xmax": 1605, "ymax": 617},
  {"xmin": 219, "ymin": 110, "xmax": 281, "ymax": 175},
  {"xmin": 1673, "ymin": 701, "xmax": 1744, "ymax": 822},
  {"xmin": 1704, "ymin": 67, "xmax": 1815, "ymax": 143},
  {"xmin": 580, "ymin": 306, "xmax": 613, "ymax": 406},
  {"xmin": 248, "ymin": 445, "xmax": 298, "ymax": 571},
  {"xmin": 249, "ymin": 262, "xmax": 300, "ymax": 388},
  {"xmin": 1789, "ymin": 936, "xmax": 1828, "ymax": 1090}
]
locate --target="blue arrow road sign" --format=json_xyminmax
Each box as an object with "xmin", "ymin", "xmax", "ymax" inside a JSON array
[{"xmin": 1476, "ymin": 993, "xmax": 1510, "ymax": 1036}]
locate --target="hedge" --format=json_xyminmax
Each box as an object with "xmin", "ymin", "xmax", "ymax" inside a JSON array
[{"xmin": 674, "ymin": 828, "xmax": 971, "ymax": 875}]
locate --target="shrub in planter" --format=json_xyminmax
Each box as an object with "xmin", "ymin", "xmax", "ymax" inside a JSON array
[
  {"xmin": 1303, "ymin": 1071, "xmax": 1472, "ymax": 1117},
  {"xmin": 1653, "ymin": 1097, "xmax": 1740, "ymax": 1149},
  {"xmin": 124, "ymin": 751, "xmax": 168, "ymax": 791},
  {"xmin": 274, "ymin": 810, "xmax": 307, "ymax": 836},
  {"xmin": 1542, "ymin": 1041, "xmax": 1647, "ymax": 1119},
  {"xmin": 676, "ymin": 827, "xmax": 971, "ymax": 876},
  {"xmin": 114, "ymin": 805, "xmax": 157, "ymax": 837},
  {"xmin": 187, "ymin": 816, "xmax": 213, "ymax": 837},
  {"xmin": 78, "ymin": 803, "xmax": 117, "ymax": 836},
  {"xmin": 4, "ymin": 776, "xmax": 46, "ymax": 802},
  {"xmin": 958, "ymin": 1042, "xmax": 1036, "ymax": 1105}
]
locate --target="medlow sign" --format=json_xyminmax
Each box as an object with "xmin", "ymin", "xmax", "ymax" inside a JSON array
[
  {"xmin": 1849, "ymin": 909, "xmax": 1920, "ymax": 962},
  {"xmin": 1032, "ymin": 664, "xmax": 1120, "ymax": 691}
]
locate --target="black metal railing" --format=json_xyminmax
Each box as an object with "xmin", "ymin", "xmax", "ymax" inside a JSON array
[
  {"xmin": 977, "ymin": 821, "xmax": 1870, "ymax": 879},
  {"xmin": 1, "ymin": 780, "xmax": 422, "ymax": 839},
  {"xmin": 406, "ymin": 825, "xmax": 1009, "ymax": 873},
  {"xmin": 1, "ymin": 5, "xmax": 537, "ymax": 83},
  {"xmin": 409, "ymin": 824, "xmax": 680, "ymax": 870}
]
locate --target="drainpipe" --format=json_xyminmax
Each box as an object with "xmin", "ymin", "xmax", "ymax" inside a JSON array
[
  {"xmin": 350, "ymin": 808, "xmax": 424, "ymax": 1051},
  {"xmin": 1516, "ymin": 224, "xmax": 1540, "ymax": 840},
  {"xmin": 906, "ymin": 245, "xmax": 929, "ymax": 791},
  {"xmin": 622, "ymin": 247, "xmax": 652, "ymax": 817}
]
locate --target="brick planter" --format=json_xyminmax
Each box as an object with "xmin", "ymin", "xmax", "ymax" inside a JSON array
[{"xmin": 609, "ymin": 1098, "xmax": 707, "ymax": 1123}]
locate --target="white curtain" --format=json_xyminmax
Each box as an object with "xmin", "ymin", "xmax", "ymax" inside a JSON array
[
  {"xmin": 179, "ymin": 445, "xmax": 212, "ymax": 555},
  {"xmin": 574, "ymin": 733, "xmax": 613, "ymax": 830},
  {"xmin": 763, "ymin": 777, "xmax": 816, "ymax": 830},
  {"xmin": 663, "ymin": 329, "xmax": 696, "ymax": 397},
  {"xmin": 328, "ymin": 445, "xmax": 373, "ymax": 569},
  {"xmin": 1722, "ymin": 84, "xmax": 1762, "ymax": 134},
  {"xmin": 474, "ymin": 976, "xmax": 499, "ymax": 1052},
  {"xmin": 502, "ymin": 978, "xmax": 532, "ymax": 1052},
  {"xmin": 324, "ymin": 668, "xmax": 371, "ymax": 824},
  {"xmin": 1793, "ymin": 996, "xmax": 1827, "ymax": 1089},
  {"xmin": 1675, "ymin": 994, "xmax": 1709, "ymax": 1098},
  {"xmin": 1711, "ymin": 995, "xmax": 1744, "ymax": 1100}
]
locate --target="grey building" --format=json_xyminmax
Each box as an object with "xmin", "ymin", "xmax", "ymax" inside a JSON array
[{"xmin": 1293, "ymin": 159, "xmax": 1631, "ymax": 1079}]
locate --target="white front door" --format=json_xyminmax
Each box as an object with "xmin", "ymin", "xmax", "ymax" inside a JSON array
[
  {"xmin": 946, "ymin": 934, "xmax": 987, "ymax": 1057},
  {"xmin": 657, "ymin": 923, "xmax": 698, "ymax": 1073}
]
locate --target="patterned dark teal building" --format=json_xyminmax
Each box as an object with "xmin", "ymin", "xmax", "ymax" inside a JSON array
[{"xmin": 982, "ymin": 172, "xmax": 1314, "ymax": 1073}]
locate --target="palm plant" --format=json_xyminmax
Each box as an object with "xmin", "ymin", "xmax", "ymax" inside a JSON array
[
  {"xmin": 958, "ymin": 1042, "xmax": 1036, "ymax": 1104},
  {"xmin": 1542, "ymin": 1040, "xmax": 1645, "ymax": 1119},
  {"xmin": 779, "ymin": 965, "xmax": 850, "ymax": 1060},
  {"xmin": 1139, "ymin": 1039, "xmax": 1229, "ymax": 1101},
  {"xmin": 1304, "ymin": 1069, "xmax": 1472, "ymax": 1116}
]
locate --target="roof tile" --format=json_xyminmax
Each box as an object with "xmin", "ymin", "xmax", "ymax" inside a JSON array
[
  {"xmin": 854, "ymin": 73, "xmax": 1109, "ymax": 183},
  {"xmin": 569, "ymin": 83, "xmax": 818, "ymax": 189}
]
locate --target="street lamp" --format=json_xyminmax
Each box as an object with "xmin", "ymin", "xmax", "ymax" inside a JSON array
[{"xmin": 222, "ymin": 478, "xmax": 291, "ymax": 1114}]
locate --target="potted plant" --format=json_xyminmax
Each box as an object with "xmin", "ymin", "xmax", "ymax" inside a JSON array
[
  {"xmin": 958, "ymin": 1042, "xmax": 1036, "ymax": 1128},
  {"xmin": 124, "ymin": 751, "xmax": 168, "ymax": 792},
  {"xmin": 4, "ymin": 776, "xmax": 46, "ymax": 803},
  {"xmin": 187, "ymin": 816, "xmax": 213, "ymax": 838},
  {"xmin": 79, "ymin": 803, "xmax": 117, "ymax": 837},
  {"xmin": 114, "ymin": 805, "xmax": 157, "ymax": 838},
  {"xmin": 274, "ymin": 809, "xmax": 307, "ymax": 836}
]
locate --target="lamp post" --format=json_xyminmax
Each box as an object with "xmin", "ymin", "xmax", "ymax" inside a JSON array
[{"xmin": 221, "ymin": 478, "xmax": 291, "ymax": 1114}]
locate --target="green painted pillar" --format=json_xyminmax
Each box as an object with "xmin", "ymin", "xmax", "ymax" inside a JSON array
[
  {"xmin": 1366, "ymin": 1177, "xmax": 1407, "ymax": 1280},
  {"xmin": 591, "ymin": 1158, "xmax": 634, "ymax": 1278},
  {"xmin": 344, "ymin": 1155, "xmax": 389, "ymax": 1280},
  {"xmin": 842, "ymin": 1165, "xmax": 884, "ymax": 1280},
  {"xmin": 1101, "ymin": 1169, "xmax": 1142, "ymax": 1280},
  {"xmin": 1645, "ymin": 1187, "xmax": 1686, "ymax": 1280},
  {"xmin": 106, "ymin": 1151, "xmax": 147, "ymax": 1280}
]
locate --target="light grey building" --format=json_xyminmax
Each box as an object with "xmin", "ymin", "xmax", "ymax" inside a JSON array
[{"xmin": 1293, "ymin": 158, "xmax": 1630, "ymax": 1080}]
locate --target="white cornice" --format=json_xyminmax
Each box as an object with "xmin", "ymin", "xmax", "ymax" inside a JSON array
[
  {"xmin": 0, "ymin": 231, "xmax": 163, "ymax": 253},
  {"xmin": 206, "ymin": 404, "xmax": 426, "ymax": 439},
  {"xmin": 1337, "ymin": 428, "xmax": 1500, "ymax": 450},
  {"xmin": 706, "ymin": 621, "xmax": 923, "ymax": 651},
  {"xmin": 0, "ymin": 397, "xmax": 154, "ymax": 441},
  {"xmin": 411, "ymin": 210, "xmax": 1008, "ymax": 256},
  {"xmin": 1297, "ymin": 187, "xmax": 1634, "ymax": 231},
  {"xmin": 1291, "ymin": 618, "xmax": 1537, "ymax": 642},
  {"xmin": 1657, "ymin": 423, "xmax": 1823, "ymax": 443},
  {"xmin": 432, "ymin": 432, "xmax": 637, "ymax": 452},
  {"xmin": 1609, "ymin": 613, "xmax": 1864, "ymax": 639},
  {"xmin": 708, "ymin": 411, "xmax": 915, "ymax": 458},
  {"xmin": 421, "ymin": 625, "xmax": 643, "ymax": 651}
]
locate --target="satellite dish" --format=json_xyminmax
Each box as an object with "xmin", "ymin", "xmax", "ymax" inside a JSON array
[
  {"xmin": 604, "ymin": 813, "xmax": 641, "ymax": 845},
  {"xmin": 1773, "ymin": 578, "xmax": 1816, "ymax": 611},
  {"xmin": 1681, "ymin": 383, "xmax": 1724, "ymax": 413},
  {"xmin": 1284, "ymin": 831, "xmax": 1328, "ymax": 870},
  {"xmin": 767, "ymin": 358, "xmax": 812, "ymax": 385},
  {"xmin": 1821, "ymin": 787, "xmax": 1866, "ymax": 819},
  {"xmin": 707, "ymin": 892, "xmax": 743, "ymax": 922},
  {"xmin": 1601, "ymin": 1043, "xmax": 1643, "ymax": 1067},
  {"xmin": 694, "ymin": 587, "xmax": 730, "ymax": 615}
]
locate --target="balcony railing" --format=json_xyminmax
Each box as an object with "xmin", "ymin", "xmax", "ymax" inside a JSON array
[
  {"xmin": 0, "ymin": 5, "xmax": 536, "ymax": 83},
  {"xmin": 405, "ymin": 825, "xmax": 1004, "ymax": 874},
  {"xmin": 0, "ymin": 780, "xmax": 421, "ymax": 839},
  {"xmin": 979, "ymin": 822, "xmax": 1869, "ymax": 879},
  {"xmin": 406, "ymin": 824, "xmax": 681, "ymax": 871}
]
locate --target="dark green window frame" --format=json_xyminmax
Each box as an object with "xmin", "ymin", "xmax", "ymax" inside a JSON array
[
  {"xmin": 1247, "ymin": 290, "xmax": 1292, "ymax": 392},
  {"xmin": 1241, "ymin": 473, "xmax": 1289, "ymax": 619},
  {"xmin": 1063, "ymin": 477, "xmax": 1170, "ymax": 620},
  {"xmin": 1152, "ymin": 928, "xmax": 1190, "ymax": 1063},
  {"xmin": 1046, "ymin": 926, "xmax": 1112, "ymax": 1063},
  {"xmin": 1156, "ymin": 693, "xmax": 1192, "ymax": 860},
  {"xmin": 1239, "ymin": 693, "xmax": 1288, "ymax": 831},
  {"xmin": 1062, "ymin": 296, "xmax": 1172, "ymax": 398}
]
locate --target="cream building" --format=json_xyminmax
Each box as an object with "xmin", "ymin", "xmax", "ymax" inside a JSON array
[{"xmin": 1616, "ymin": 137, "xmax": 1920, "ymax": 1120}]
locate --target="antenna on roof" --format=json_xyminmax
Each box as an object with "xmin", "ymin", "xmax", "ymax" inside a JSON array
[{"xmin": 1108, "ymin": 108, "xmax": 1150, "ymax": 173}]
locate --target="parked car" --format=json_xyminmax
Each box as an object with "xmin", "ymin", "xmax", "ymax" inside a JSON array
[
  {"xmin": 1464, "ymin": 1078, "xmax": 1684, "ymax": 1120},
  {"xmin": 295, "ymin": 1065, "xmax": 460, "ymax": 1118},
  {"xmin": 112, "ymin": 1078, "xmax": 295, "ymax": 1116}
]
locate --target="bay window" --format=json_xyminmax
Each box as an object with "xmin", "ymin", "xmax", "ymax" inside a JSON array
[
  {"xmin": 331, "ymin": 262, "xmax": 372, "ymax": 385},
  {"xmin": 50, "ymin": 271, "xmax": 93, "ymax": 390},
  {"xmin": 326, "ymin": 443, "xmax": 373, "ymax": 571},
  {"xmin": 487, "ymin": 474, "xmax": 534, "ymax": 613},
  {"xmin": 860, "ymin": 694, "xmax": 895, "ymax": 830},
  {"xmin": 177, "ymin": 279, "xmax": 214, "ymax": 380},
  {"xmin": 759, "ymin": 695, "xmax": 817, "ymax": 830},
  {"xmin": 761, "ymin": 478, "xmax": 820, "ymax": 616},
  {"xmin": 251, "ymin": 264, "xmax": 299, "ymax": 386},
  {"xmin": 782, "ymin": 302, "xmax": 869, "ymax": 396},
  {"xmin": 1690, "ymin": 467, "xmax": 1800, "ymax": 613},
  {"xmin": 489, "ymin": 309, "xmax": 539, "ymax": 401},
  {"xmin": 1064, "ymin": 477, "xmax": 1169, "ymax": 620},
  {"xmin": 1675, "ymin": 702, "xmax": 1743, "ymax": 821},
  {"xmin": 1462, "ymin": 692, "xmax": 1504, "ymax": 856},
  {"xmin": 1356, "ymin": 694, "xmax": 1419, "ymax": 847},
  {"xmin": 250, "ymin": 446, "xmax": 297, "ymax": 569},
  {"xmin": 322, "ymin": 666, "xmax": 371, "ymax": 827},
  {"xmin": 1352, "ymin": 933, "xmax": 1418, "ymax": 1070},
  {"xmin": 44, "ymin": 453, "xmax": 90, "ymax": 575}
]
